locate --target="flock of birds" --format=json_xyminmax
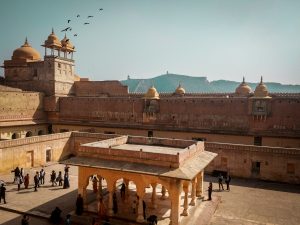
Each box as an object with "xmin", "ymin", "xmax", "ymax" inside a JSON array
[{"xmin": 60, "ymin": 8, "xmax": 104, "ymax": 37}]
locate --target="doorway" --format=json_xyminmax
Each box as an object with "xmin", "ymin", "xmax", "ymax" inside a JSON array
[{"xmin": 26, "ymin": 151, "xmax": 34, "ymax": 168}]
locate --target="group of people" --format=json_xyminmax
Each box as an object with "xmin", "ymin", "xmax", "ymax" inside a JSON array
[
  {"xmin": 207, "ymin": 173, "xmax": 232, "ymax": 201},
  {"xmin": 50, "ymin": 166, "xmax": 70, "ymax": 189}
]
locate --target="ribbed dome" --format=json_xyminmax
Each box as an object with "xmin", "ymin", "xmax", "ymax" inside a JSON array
[
  {"xmin": 44, "ymin": 28, "xmax": 62, "ymax": 48},
  {"xmin": 175, "ymin": 84, "xmax": 185, "ymax": 95},
  {"xmin": 235, "ymin": 77, "xmax": 252, "ymax": 96},
  {"xmin": 145, "ymin": 86, "xmax": 160, "ymax": 99},
  {"xmin": 61, "ymin": 34, "xmax": 74, "ymax": 51},
  {"xmin": 254, "ymin": 76, "xmax": 269, "ymax": 98},
  {"xmin": 12, "ymin": 38, "xmax": 41, "ymax": 61}
]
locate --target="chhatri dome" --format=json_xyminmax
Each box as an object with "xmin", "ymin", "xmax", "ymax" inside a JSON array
[
  {"xmin": 44, "ymin": 28, "xmax": 62, "ymax": 49},
  {"xmin": 235, "ymin": 77, "xmax": 252, "ymax": 96},
  {"xmin": 175, "ymin": 84, "xmax": 186, "ymax": 95},
  {"xmin": 12, "ymin": 38, "xmax": 41, "ymax": 61},
  {"xmin": 254, "ymin": 76, "xmax": 269, "ymax": 98},
  {"xmin": 61, "ymin": 34, "xmax": 74, "ymax": 51},
  {"xmin": 145, "ymin": 85, "xmax": 160, "ymax": 99}
]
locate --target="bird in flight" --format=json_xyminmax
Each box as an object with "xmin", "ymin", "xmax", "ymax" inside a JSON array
[
  {"xmin": 67, "ymin": 19, "xmax": 71, "ymax": 23},
  {"xmin": 61, "ymin": 27, "xmax": 71, "ymax": 32},
  {"xmin": 87, "ymin": 16, "xmax": 94, "ymax": 18},
  {"xmin": 74, "ymin": 34, "xmax": 78, "ymax": 37},
  {"xmin": 77, "ymin": 14, "xmax": 80, "ymax": 17},
  {"xmin": 84, "ymin": 22, "xmax": 90, "ymax": 25},
  {"xmin": 99, "ymin": 8, "xmax": 103, "ymax": 11}
]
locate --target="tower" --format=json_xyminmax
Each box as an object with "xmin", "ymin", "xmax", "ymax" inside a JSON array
[{"xmin": 42, "ymin": 29, "xmax": 76, "ymax": 96}]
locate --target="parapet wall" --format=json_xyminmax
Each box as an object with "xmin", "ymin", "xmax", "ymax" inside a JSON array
[{"xmin": 205, "ymin": 142, "xmax": 300, "ymax": 184}]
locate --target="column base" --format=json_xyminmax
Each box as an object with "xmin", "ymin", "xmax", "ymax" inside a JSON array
[
  {"xmin": 136, "ymin": 215, "xmax": 145, "ymax": 222},
  {"xmin": 181, "ymin": 211, "xmax": 189, "ymax": 216}
]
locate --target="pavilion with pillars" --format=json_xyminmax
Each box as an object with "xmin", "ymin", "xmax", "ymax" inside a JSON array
[{"xmin": 62, "ymin": 135, "xmax": 217, "ymax": 225}]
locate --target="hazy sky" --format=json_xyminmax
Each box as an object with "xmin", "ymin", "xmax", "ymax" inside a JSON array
[{"xmin": 0, "ymin": 0, "xmax": 299, "ymax": 84}]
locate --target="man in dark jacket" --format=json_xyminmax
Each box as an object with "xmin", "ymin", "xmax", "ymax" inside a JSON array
[
  {"xmin": 34, "ymin": 172, "xmax": 39, "ymax": 191},
  {"xmin": 0, "ymin": 183, "xmax": 6, "ymax": 204}
]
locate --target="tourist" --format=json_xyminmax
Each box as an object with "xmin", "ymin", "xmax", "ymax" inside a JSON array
[
  {"xmin": 50, "ymin": 206, "xmax": 62, "ymax": 224},
  {"xmin": 0, "ymin": 183, "xmax": 7, "ymax": 204},
  {"xmin": 57, "ymin": 171, "xmax": 63, "ymax": 186},
  {"xmin": 120, "ymin": 182, "xmax": 125, "ymax": 200},
  {"xmin": 63, "ymin": 173, "xmax": 70, "ymax": 189},
  {"xmin": 225, "ymin": 174, "xmax": 231, "ymax": 191},
  {"xmin": 208, "ymin": 182, "xmax": 212, "ymax": 200},
  {"xmin": 112, "ymin": 192, "xmax": 118, "ymax": 214},
  {"xmin": 50, "ymin": 170, "xmax": 57, "ymax": 186},
  {"xmin": 11, "ymin": 166, "xmax": 20, "ymax": 182},
  {"xmin": 64, "ymin": 164, "xmax": 70, "ymax": 176},
  {"xmin": 40, "ymin": 168, "xmax": 45, "ymax": 185},
  {"xmin": 21, "ymin": 214, "xmax": 29, "ymax": 225},
  {"xmin": 20, "ymin": 168, "xmax": 24, "ymax": 179},
  {"xmin": 24, "ymin": 174, "xmax": 29, "ymax": 189},
  {"xmin": 76, "ymin": 194, "xmax": 84, "ymax": 215},
  {"xmin": 34, "ymin": 172, "xmax": 39, "ymax": 191},
  {"xmin": 16, "ymin": 175, "xmax": 22, "ymax": 191},
  {"xmin": 65, "ymin": 214, "xmax": 71, "ymax": 225},
  {"xmin": 218, "ymin": 174, "xmax": 224, "ymax": 191}
]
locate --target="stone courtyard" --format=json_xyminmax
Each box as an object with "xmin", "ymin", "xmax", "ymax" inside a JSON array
[{"xmin": 0, "ymin": 163, "xmax": 299, "ymax": 225}]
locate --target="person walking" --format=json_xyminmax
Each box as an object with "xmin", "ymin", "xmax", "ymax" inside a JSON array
[
  {"xmin": 142, "ymin": 200, "xmax": 146, "ymax": 220},
  {"xmin": 112, "ymin": 192, "xmax": 118, "ymax": 214},
  {"xmin": 225, "ymin": 174, "xmax": 232, "ymax": 191},
  {"xmin": 218, "ymin": 174, "xmax": 224, "ymax": 191},
  {"xmin": 76, "ymin": 194, "xmax": 84, "ymax": 215},
  {"xmin": 16, "ymin": 176, "xmax": 21, "ymax": 191},
  {"xmin": 21, "ymin": 214, "xmax": 29, "ymax": 225},
  {"xmin": 120, "ymin": 183, "xmax": 125, "ymax": 200},
  {"xmin": 34, "ymin": 172, "xmax": 39, "ymax": 191},
  {"xmin": 57, "ymin": 171, "xmax": 63, "ymax": 186},
  {"xmin": 40, "ymin": 168, "xmax": 45, "ymax": 185},
  {"xmin": 208, "ymin": 182, "xmax": 213, "ymax": 200},
  {"xmin": 24, "ymin": 174, "xmax": 29, "ymax": 189},
  {"xmin": 11, "ymin": 166, "xmax": 20, "ymax": 182},
  {"xmin": 50, "ymin": 170, "xmax": 57, "ymax": 186},
  {"xmin": 0, "ymin": 183, "xmax": 7, "ymax": 204},
  {"xmin": 63, "ymin": 173, "xmax": 70, "ymax": 189}
]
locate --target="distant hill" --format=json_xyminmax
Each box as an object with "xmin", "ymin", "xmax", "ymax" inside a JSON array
[{"xmin": 121, "ymin": 74, "xmax": 300, "ymax": 93}]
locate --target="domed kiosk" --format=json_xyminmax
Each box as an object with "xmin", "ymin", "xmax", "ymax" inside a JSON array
[
  {"xmin": 12, "ymin": 38, "xmax": 41, "ymax": 61},
  {"xmin": 235, "ymin": 77, "xmax": 252, "ymax": 96},
  {"xmin": 174, "ymin": 84, "xmax": 186, "ymax": 96},
  {"xmin": 144, "ymin": 85, "xmax": 160, "ymax": 100},
  {"xmin": 253, "ymin": 76, "xmax": 270, "ymax": 98}
]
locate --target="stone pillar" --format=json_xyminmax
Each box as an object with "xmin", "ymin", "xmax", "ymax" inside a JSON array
[
  {"xmin": 181, "ymin": 182, "xmax": 189, "ymax": 216},
  {"xmin": 170, "ymin": 180, "xmax": 182, "ymax": 225},
  {"xmin": 98, "ymin": 176, "xmax": 103, "ymax": 199},
  {"xmin": 136, "ymin": 185, "xmax": 145, "ymax": 223},
  {"xmin": 78, "ymin": 167, "xmax": 89, "ymax": 209},
  {"xmin": 124, "ymin": 179, "xmax": 130, "ymax": 202},
  {"xmin": 151, "ymin": 183, "xmax": 157, "ymax": 208},
  {"xmin": 190, "ymin": 179, "xmax": 196, "ymax": 206},
  {"xmin": 161, "ymin": 185, "xmax": 167, "ymax": 200},
  {"xmin": 107, "ymin": 180, "xmax": 115, "ymax": 216},
  {"xmin": 196, "ymin": 171, "xmax": 204, "ymax": 197}
]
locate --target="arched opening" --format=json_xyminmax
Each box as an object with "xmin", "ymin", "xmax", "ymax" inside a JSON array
[
  {"xmin": 11, "ymin": 133, "xmax": 17, "ymax": 139},
  {"xmin": 38, "ymin": 130, "xmax": 44, "ymax": 135},
  {"xmin": 48, "ymin": 125, "xmax": 53, "ymax": 134},
  {"xmin": 25, "ymin": 131, "xmax": 32, "ymax": 137}
]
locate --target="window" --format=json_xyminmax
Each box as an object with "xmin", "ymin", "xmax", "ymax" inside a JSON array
[
  {"xmin": 33, "ymin": 69, "xmax": 38, "ymax": 77},
  {"xmin": 148, "ymin": 131, "xmax": 153, "ymax": 137},
  {"xmin": 25, "ymin": 131, "xmax": 32, "ymax": 137},
  {"xmin": 38, "ymin": 130, "xmax": 44, "ymax": 135},
  {"xmin": 251, "ymin": 161, "xmax": 260, "ymax": 175},
  {"xmin": 254, "ymin": 136, "xmax": 262, "ymax": 146},
  {"xmin": 46, "ymin": 149, "xmax": 52, "ymax": 162},
  {"xmin": 58, "ymin": 63, "xmax": 61, "ymax": 68},
  {"xmin": 287, "ymin": 163, "xmax": 295, "ymax": 175},
  {"xmin": 192, "ymin": 137, "xmax": 207, "ymax": 141},
  {"xmin": 12, "ymin": 133, "xmax": 17, "ymax": 139}
]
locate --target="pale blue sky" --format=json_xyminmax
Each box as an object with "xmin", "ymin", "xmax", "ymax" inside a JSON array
[{"xmin": 0, "ymin": 0, "xmax": 299, "ymax": 84}]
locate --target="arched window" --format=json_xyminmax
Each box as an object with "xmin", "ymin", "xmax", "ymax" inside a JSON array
[
  {"xmin": 12, "ymin": 133, "xmax": 17, "ymax": 139},
  {"xmin": 25, "ymin": 131, "xmax": 33, "ymax": 137}
]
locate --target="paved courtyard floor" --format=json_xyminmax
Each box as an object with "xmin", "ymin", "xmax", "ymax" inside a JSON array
[{"xmin": 0, "ymin": 163, "xmax": 299, "ymax": 225}]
